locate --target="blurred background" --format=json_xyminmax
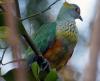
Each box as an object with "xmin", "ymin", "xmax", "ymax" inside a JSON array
[{"xmin": 0, "ymin": 0, "xmax": 98, "ymax": 81}]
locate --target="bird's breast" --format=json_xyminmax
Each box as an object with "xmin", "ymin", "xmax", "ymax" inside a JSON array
[
  {"xmin": 56, "ymin": 21, "xmax": 78, "ymax": 46},
  {"xmin": 44, "ymin": 21, "xmax": 79, "ymax": 70},
  {"xmin": 44, "ymin": 39, "xmax": 73, "ymax": 70}
]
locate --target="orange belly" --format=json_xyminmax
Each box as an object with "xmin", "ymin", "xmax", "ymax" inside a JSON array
[{"xmin": 44, "ymin": 39, "xmax": 73, "ymax": 70}]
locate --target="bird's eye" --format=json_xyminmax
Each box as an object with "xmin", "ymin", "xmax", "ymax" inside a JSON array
[{"xmin": 75, "ymin": 7, "xmax": 80, "ymax": 14}]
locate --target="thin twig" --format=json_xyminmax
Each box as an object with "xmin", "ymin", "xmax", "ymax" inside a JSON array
[
  {"xmin": 0, "ymin": 46, "xmax": 8, "ymax": 63},
  {"xmin": 20, "ymin": 0, "xmax": 60, "ymax": 21},
  {"xmin": 2, "ymin": 59, "xmax": 26, "ymax": 65}
]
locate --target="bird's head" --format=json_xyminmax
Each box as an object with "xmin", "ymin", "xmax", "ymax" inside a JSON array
[{"xmin": 57, "ymin": 2, "xmax": 83, "ymax": 21}]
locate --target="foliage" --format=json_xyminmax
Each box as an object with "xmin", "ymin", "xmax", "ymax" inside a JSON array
[
  {"xmin": 32, "ymin": 62, "xmax": 58, "ymax": 81},
  {"xmin": 31, "ymin": 62, "xmax": 40, "ymax": 81},
  {"xmin": 2, "ymin": 62, "xmax": 58, "ymax": 81}
]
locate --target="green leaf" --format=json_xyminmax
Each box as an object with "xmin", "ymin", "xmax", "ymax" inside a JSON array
[
  {"xmin": 31, "ymin": 62, "xmax": 40, "ymax": 81},
  {"xmin": 39, "ymin": 70, "xmax": 48, "ymax": 81},
  {"xmin": 44, "ymin": 69, "xmax": 58, "ymax": 81},
  {"xmin": 0, "ymin": 26, "xmax": 6, "ymax": 39}
]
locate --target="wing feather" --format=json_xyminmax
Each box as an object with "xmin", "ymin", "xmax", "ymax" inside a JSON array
[{"xmin": 32, "ymin": 22, "xmax": 56, "ymax": 53}]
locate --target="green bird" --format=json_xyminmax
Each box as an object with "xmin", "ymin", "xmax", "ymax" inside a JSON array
[
  {"xmin": 0, "ymin": 1, "xmax": 82, "ymax": 70},
  {"xmin": 28, "ymin": 1, "xmax": 83, "ymax": 70}
]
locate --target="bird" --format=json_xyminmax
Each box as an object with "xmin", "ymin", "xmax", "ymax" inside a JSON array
[
  {"xmin": 0, "ymin": 1, "xmax": 83, "ymax": 70},
  {"xmin": 28, "ymin": 1, "xmax": 83, "ymax": 70}
]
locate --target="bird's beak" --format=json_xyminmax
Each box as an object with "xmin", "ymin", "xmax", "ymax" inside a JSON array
[{"xmin": 79, "ymin": 16, "xmax": 83, "ymax": 21}]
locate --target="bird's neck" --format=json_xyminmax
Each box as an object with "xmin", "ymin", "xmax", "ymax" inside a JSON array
[
  {"xmin": 56, "ymin": 16, "xmax": 76, "ymax": 33},
  {"xmin": 55, "ymin": 15, "xmax": 78, "ymax": 41},
  {"xmin": 55, "ymin": 17, "xmax": 78, "ymax": 47},
  {"xmin": 56, "ymin": 13, "xmax": 75, "ymax": 26}
]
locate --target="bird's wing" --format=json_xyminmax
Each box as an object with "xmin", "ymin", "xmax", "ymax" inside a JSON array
[{"xmin": 32, "ymin": 22, "xmax": 56, "ymax": 54}]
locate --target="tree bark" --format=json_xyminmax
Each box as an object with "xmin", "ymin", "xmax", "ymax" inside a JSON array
[
  {"xmin": 83, "ymin": 0, "xmax": 100, "ymax": 81},
  {"xmin": 4, "ymin": 0, "xmax": 28, "ymax": 81}
]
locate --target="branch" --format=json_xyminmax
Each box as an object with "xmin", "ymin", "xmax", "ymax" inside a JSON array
[
  {"xmin": 83, "ymin": 1, "xmax": 100, "ymax": 81},
  {"xmin": 20, "ymin": 0, "xmax": 61, "ymax": 21},
  {"xmin": 2, "ymin": 59, "xmax": 25, "ymax": 65},
  {"xmin": 3, "ymin": 0, "xmax": 28, "ymax": 81}
]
